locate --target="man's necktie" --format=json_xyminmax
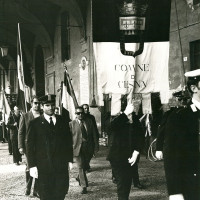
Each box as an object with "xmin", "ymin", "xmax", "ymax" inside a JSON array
[
  {"xmin": 49, "ymin": 117, "xmax": 55, "ymax": 129},
  {"xmin": 80, "ymin": 120, "xmax": 87, "ymax": 140}
]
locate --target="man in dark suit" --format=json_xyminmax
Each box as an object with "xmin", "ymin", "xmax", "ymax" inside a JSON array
[
  {"xmin": 7, "ymin": 106, "xmax": 22, "ymax": 165},
  {"xmin": 69, "ymin": 107, "xmax": 99, "ymax": 194},
  {"xmin": 26, "ymin": 95, "xmax": 73, "ymax": 200},
  {"xmin": 82, "ymin": 104, "xmax": 99, "ymax": 171},
  {"xmin": 156, "ymin": 69, "xmax": 200, "ymax": 200},
  {"xmin": 18, "ymin": 96, "xmax": 40, "ymax": 197},
  {"xmin": 107, "ymin": 104, "xmax": 144, "ymax": 200}
]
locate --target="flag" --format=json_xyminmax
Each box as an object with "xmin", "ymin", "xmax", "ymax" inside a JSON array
[
  {"xmin": 93, "ymin": 0, "xmax": 171, "ymax": 115},
  {"xmin": 61, "ymin": 70, "xmax": 79, "ymax": 121},
  {"xmin": 16, "ymin": 23, "xmax": 31, "ymax": 113},
  {"xmin": 0, "ymin": 91, "xmax": 11, "ymax": 124}
]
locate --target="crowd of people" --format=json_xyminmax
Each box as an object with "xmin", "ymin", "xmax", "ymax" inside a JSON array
[{"xmin": 0, "ymin": 69, "xmax": 200, "ymax": 200}]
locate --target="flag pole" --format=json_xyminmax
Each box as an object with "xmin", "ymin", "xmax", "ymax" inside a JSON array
[
  {"xmin": 18, "ymin": 23, "xmax": 27, "ymax": 113},
  {"xmin": 63, "ymin": 65, "xmax": 79, "ymax": 108}
]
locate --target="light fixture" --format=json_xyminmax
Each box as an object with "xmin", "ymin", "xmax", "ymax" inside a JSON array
[
  {"xmin": 118, "ymin": 0, "xmax": 148, "ymax": 57},
  {"xmin": 1, "ymin": 46, "xmax": 8, "ymax": 57}
]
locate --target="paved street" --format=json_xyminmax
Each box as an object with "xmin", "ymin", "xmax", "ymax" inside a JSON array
[{"xmin": 0, "ymin": 143, "xmax": 168, "ymax": 200}]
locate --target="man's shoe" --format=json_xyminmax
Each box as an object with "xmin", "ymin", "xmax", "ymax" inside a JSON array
[
  {"xmin": 134, "ymin": 183, "xmax": 144, "ymax": 189},
  {"xmin": 15, "ymin": 162, "xmax": 20, "ymax": 166},
  {"xmin": 86, "ymin": 168, "xmax": 92, "ymax": 173},
  {"xmin": 81, "ymin": 187, "xmax": 87, "ymax": 194},
  {"xmin": 25, "ymin": 189, "xmax": 30, "ymax": 196},
  {"xmin": 33, "ymin": 192, "xmax": 40, "ymax": 198}
]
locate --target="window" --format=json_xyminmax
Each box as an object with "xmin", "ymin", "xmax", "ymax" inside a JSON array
[
  {"xmin": 190, "ymin": 39, "xmax": 200, "ymax": 70},
  {"xmin": 61, "ymin": 12, "xmax": 70, "ymax": 61}
]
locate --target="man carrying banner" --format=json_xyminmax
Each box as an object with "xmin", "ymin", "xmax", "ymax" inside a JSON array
[
  {"xmin": 156, "ymin": 69, "xmax": 200, "ymax": 200},
  {"xmin": 18, "ymin": 96, "xmax": 41, "ymax": 197},
  {"xmin": 107, "ymin": 104, "xmax": 144, "ymax": 200},
  {"xmin": 26, "ymin": 95, "xmax": 73, "ymax": 200}
]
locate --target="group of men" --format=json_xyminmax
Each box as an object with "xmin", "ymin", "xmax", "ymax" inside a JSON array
[
  {"xmin": 2, "ymin": 69, "xmax": 200, "ymax": 200},
  {"xmin": 6, "ymin": 94, "xmax": 99, "ymax": 200}
]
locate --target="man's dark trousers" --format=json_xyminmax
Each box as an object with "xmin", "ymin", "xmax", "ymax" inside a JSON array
[
  {"xmin": 111, "ymin": 161, "xmax": 135, "ymax": 200},
  {"xmin": 26, "ymin": 167, "xmax": 38, "ymax": 194}
]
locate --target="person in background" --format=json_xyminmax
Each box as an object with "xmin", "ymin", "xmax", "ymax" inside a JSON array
[
  {"xmin": 18, "ymin": 96, "xmax": 41, "ymax": 197},
  {"xmin": 26, "ymin": 95, "xmax": 73, "ymax": 200},
  {"xmin": 82, "ymin": 104, "xmax": 99, "ymax": 172},
  {"xmin": 54, "ymin": 107, "xmax": 59, "ymax": 115},
  {"xmin": 107, "ymin": 104, "xmax": 144, "ymax": 200},
  {"xmin": 7, "ymin": 106, "xmax": 22, "ymax": 165},
  {"xmin": 156, "ymin": 69, "xmax": 200, "ymax": 200},
  {"xmin": 70, "ymin": 106, "xmax": 99, "ymax": 194}
]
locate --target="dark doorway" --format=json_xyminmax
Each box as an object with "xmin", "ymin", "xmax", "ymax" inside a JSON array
[{"xmin": 35, "ymin": 45, "xmax": 45, "ymax": 97}]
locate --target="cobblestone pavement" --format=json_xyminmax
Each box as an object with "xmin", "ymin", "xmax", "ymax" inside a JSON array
[{"xmin": 0, "ymin": 143, "xmax": 168, "ymax": 200}]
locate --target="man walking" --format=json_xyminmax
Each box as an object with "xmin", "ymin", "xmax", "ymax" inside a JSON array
[
  {"xmin": 7, "ymin": 106, "xmax": 22, "ymax": 165},
  {"xmin": 82, "ymin": 104, "xmax": 99, "ymax": 171},
  {"xmin": 70, "ymin": 106, "xmax": 99, "ymax": 194},
  {"xmin": 26, "ymin": 94, "xmax": 73, "ymax": 200},
  {"xmin": 156, "ymin": 69, "xmax": 200, "ymax": 200},
  {"xmin": 18, "ymin": 96, "xmax": 40, "ymax": 197},
  {"xmin": 107, "ymin": 104, "xmax": 144, "ymax": 200}
]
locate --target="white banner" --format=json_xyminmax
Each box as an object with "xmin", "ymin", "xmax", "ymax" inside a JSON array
[{"xmin": 94, "ymin": 42, "xmax": 169, "ymax": 105}]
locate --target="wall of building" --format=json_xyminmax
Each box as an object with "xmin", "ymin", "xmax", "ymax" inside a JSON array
[{"xmin": 169, "ymin": 0, "xmax": 200, "ymax": 90}]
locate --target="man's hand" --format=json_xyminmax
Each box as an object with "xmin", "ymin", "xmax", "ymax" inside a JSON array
[
  {"xmin": 155, "ymin": 151, "xmax": 163, "ymax": 160},
  {"xmin": 19, "ymin": 148, "xmax": 24, "ymax": 155},
  {"xmin": 169, "ymin": 194, "xmax": 184, "ymax": 200},
  {"xmin": 14, "ymin": 122, "xmax": 17, "ymax": 126},
  {"xmin": 69, "ymin": 162, "xmax": 73, "ymax": 170},
  {"xmin": 124, "ymin": 104, "xmax": 134, "ymax": 116},
  {"xmin": 30, "ymin": 167, "xmax": 38, "ymax": 179},
  {"xmin": 128, "ymin": 150, "xmax": 139, "ymax": 166}
]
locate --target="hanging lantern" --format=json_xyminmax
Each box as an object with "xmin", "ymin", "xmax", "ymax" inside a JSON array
[
  {"xmin": 1, "ymin": 46, "xmax": 8, "ymax": 57},
  {"xmin": 118, "ymin": 0, "xmax": 148, "ymax": 57}
]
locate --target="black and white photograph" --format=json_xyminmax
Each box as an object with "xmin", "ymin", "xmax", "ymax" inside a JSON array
[{"xmin": 0, "ymin": 0, "xmax": 199, "ymax": 199}]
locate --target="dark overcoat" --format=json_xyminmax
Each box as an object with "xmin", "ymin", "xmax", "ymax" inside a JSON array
[
  {"xmin": 26, "ymin": 114, "xmax": 73, "ymax": 199},
  {"xmin": 162, "ymin": 104, "xmax": 200, "ymax": 199},
  {"xmin": 107, "ymin": 113, "xmax": 144, "ymax": 162},
  {"xmin": 18, "ymin": 110, "xmax": 34, "ymax": 151}
]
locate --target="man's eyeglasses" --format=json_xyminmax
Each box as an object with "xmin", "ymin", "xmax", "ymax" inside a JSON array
[
  {"xmin": 33, "ymin": 102, "xmax": 40, "ymax": 105},
  {"xmin": 76, "ymin": 112, "xmax": 83, "ymax": 115}
]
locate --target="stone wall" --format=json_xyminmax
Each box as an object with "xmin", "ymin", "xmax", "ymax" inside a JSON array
[{"xmin": 169, "ymin": 0, "xmax": 200, "ymax": 90}]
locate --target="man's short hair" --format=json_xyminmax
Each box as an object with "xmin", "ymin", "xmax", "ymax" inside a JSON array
[
  {"xmin": 31, "ymin": 95, "xmax": 39, "ymax": 103},
  {"xmin": 82, "ymin": 104, "xmax": 89, "ymax": 108}
]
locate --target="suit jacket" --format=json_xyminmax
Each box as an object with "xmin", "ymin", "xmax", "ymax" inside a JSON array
[
  {"xmin": 18, "ymin": 110, "xmax": 35, "ymax": 150},
  {"xmin": 69, "ymin": 118, "xmax": 99, "ymax": 157},
  {"xmin": 26, "ymin": 114, "xmax": 73, "ymax": 174},
  {"xmin": 156, "ymin": 107, "xmax": 182, "ymax": 151},
  {"xmin": 107, "ymin": 113, "xmax": 145, "ymax": 162},
  {"xmin": 85, "ymin": 113, "xmax": 99, "ymax": 139},
  {"xmin": 163, "ymin": 103, "xmax": 200, "ymax": 196},
  {"xmin": 7, "ymin": 113, "xmax": 21, "ymax": 138}
]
